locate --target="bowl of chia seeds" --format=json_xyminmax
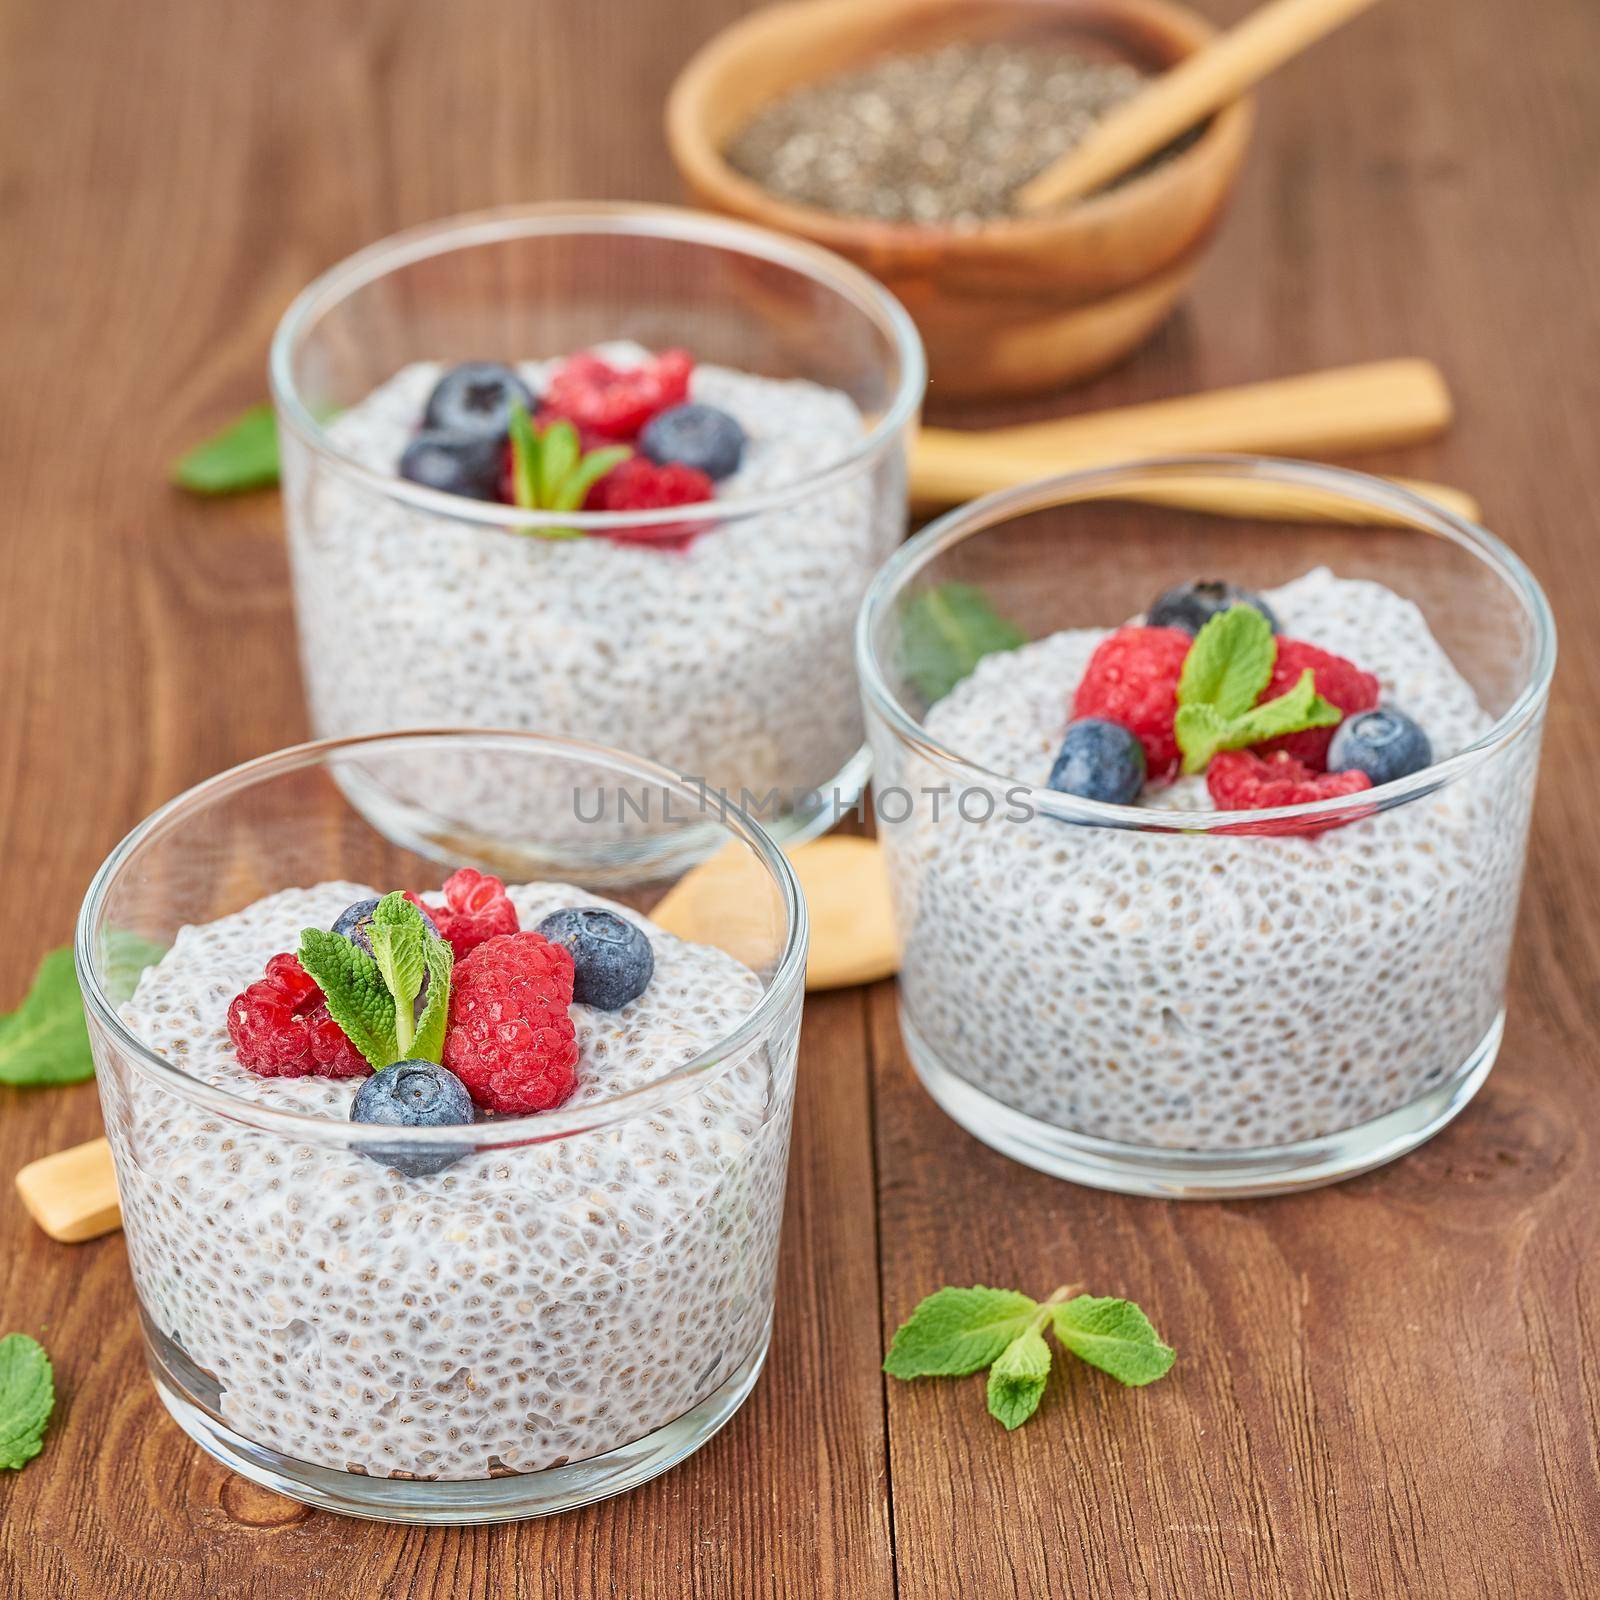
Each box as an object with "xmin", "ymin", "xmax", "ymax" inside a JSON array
[{"xmin": 667, "ymin": 0, "xmax": 1254, "ymax": 400}]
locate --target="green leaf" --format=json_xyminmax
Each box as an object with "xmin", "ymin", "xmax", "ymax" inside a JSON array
[
  {"xmin": 901, "ymin": 583, "xmax": 1027, "ymax": 704},
  {"xmin": 1050, "ymin": 1295, "xmax": 1176, "ymax": 1387},
  {"xmin": 171, "ymin": 404, "xmax": 280, "ymax": 495},
  {"xmin": 508, "ymin": 399, "xmax": 540, "ymax": 511},
  {"xmin": 296, "ymin": 928, "xmax": 397, "ymax": 1071},
  {"xmin": 986, "ymin": 1327, "xmax": 1052, "ymax": 1429},
  {"xmin": 0, "ymin": 948, "xmax": 93, "ymax": 1087},
  {"xmin": 1173, "ymin": 702, "xmax": 1232, "ymax": 775},
  {"xmin": 1232, "ymin": 668, "xmax": 1343, "ymax": 747},
  {"xmin": 551, "ymin": 445, "xmax": 631, "ymax": 515},
  {"xmin": 0, "ymin": 1334, "xmax": 55, "ymax": 1471},
  {"xmin": 539, "ymin": 419, "xmax": 580, "ymax": 504},
  {"xmin": 367, "ymin": 895, "xmax": 427, "ymax": 1059},
  {"xmin": 1177, "ymin": 605, "xmax": 1275, "ymax": 722},
  {"xmin": 101, "ymin": 930, "xmax": 168, "ymax": 1005},
  {"xmin": 883, "ymin": 1286, "xmax": 1039, "ymax": 1378},
  {"xmin": 410, "ymin": 933, "xmax": 455, "ymax": 1066}
]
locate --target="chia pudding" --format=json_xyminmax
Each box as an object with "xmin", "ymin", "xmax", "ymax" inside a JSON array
[
  {"xmin": 286, "ymin": 344, "xmax": 898, "ymax": 825},
  {"xmin": 106, "ymin": 878, "xmax": 794, "ymax": 1481},
  {"xmin": 881, "ymin": 568, "xmax": 1542, "ymax": 1151}
]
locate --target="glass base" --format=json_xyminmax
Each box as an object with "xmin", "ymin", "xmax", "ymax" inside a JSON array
[
  {"xmin": 902, "ymin": 1010, "xmax": 1503, "ymax": 1198},
  {"xmin": 148, "ymin": 1336, "xmax": 769, "ymax": 1524}
]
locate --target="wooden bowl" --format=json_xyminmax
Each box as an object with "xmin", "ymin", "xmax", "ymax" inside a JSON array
[{"xmin": 667, "ymin": 0, "xmax": 1254, "ymax": 401}]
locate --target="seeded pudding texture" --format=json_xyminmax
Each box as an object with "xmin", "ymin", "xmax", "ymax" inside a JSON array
[
  {"xmin": 890, "ymin": 569, "xmax": 1540, "ymax": 1149},
  {"xmin": 109, "ymin": 882, "xmax": 793, "ymax": 1480},
  {"xmin": 288, "ymin": 345, "xmax": 893, "ymax": 824}
]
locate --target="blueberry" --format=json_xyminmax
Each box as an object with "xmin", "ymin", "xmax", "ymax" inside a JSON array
[
  {"xmin": 332, "ymin": 897, "xmax": 441, "ymax": 958},
  {"xmin": 638, "ymin": 403, "xmax": 746, "ymax": 481},
  {"xmin": 1148, "ymin": 580, "xmax": 1279, "ymax": 636},
  {"xmin": 1327, "ymin": 707, "xmax": 1432, "ymax": 785},
  {"xmin": 1048, "ymin": 718, "xmax": 1146, "ymax": 804},
  {"xmin": 421, "ymin": 362, "xmax": 536, "ymax": 441},
  {"xmin": 537, "ymin": 908, "xmax": 654, "ymax": 1010},
  {"xmin": 350, "ymin": 1060, "xmax": 475, "ymax": 1178},
  {"xmin": 398, "ymin": 430, "xmax": 503, "ymax": 500}
]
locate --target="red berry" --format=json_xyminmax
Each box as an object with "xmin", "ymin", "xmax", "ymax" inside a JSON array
[
  {"xmin": 540, "ymin": 349, "xmax": 694, "ymax": 441},
  {"xmin": 586, "ymin": 457, "xmax": 715, "ymax": 550},
  {"xmin": 1072, "ymin": 626, "xmax": 1193, "ymax": 784},
  {"xmin": 409, "ymin": 870, "xmax": 520, "ymax": 962},
  {"xmin": 227, "ymin": 954, "xmax": 369, "ymax": 1080},
  {"xmin": 1254, "ymin": 638, "xmax": 1380, "ymax": 769},
  {"xmin": 442, "ymin": 932, "xmax": 580, "ymax": 1114},
  {"xmin": 1207, "ymin": 750, "xmax": 1372, "ymax": 836}
]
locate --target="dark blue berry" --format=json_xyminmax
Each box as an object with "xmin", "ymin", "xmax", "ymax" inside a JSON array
[
  {"xmin": 350, "ymin": 1060, "xmax": 475, "ymax": 1178},
  {"xmin": 332, "ymin": 897, "xmax": 441, "ymax": 957},
  {"xmin": 537, "ymin": 908, "xmax": 654, "ymax": 1010},
  {"xmin": 638, "ymin": 403, "xmax": 746, "ymax": 482},
  {"xmin": 1327, "ymin": 707, "xmax": 1432, "ymax": 785},
  {"xmin": 398, "ymin": 430, "xmax": 503, "ymax": 500},
  {"xmin": 1148, "ymin": 580, "xmax": 1279, "ymax": 636},
  {"xmin": 1048, "ymin": 718, "xmax": 1146, "ymax": 804},
  {"xmin": 421, "ymin": 362, "xmax": 536, "ymax": 441}
]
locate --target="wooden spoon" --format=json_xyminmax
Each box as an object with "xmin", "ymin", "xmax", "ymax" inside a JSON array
[
  {"xmin": 912, "ymin": 359, "xmax": 1480, "ymax": 523},
  {"xmin": 1017, "ymin": 0, "xmax": 1384, "ymax": 211}
]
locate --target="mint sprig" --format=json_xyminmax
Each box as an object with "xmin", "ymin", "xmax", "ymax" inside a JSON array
[
  {"xmin": 885, "ymin": 1282, "xmax": 1175, "ymax": 1430},
  {"xmin": 298, "ymin": 894, "xmax": 453, "ymax": 1070},
  {"xmin": 901, "ymin": 583, "xmax": 1028, "ymax": 704},
  {"xmin": 172, "ymin": 404, "xmax": 281, "ymax": 495},
  {"xmin": 1174, "ymin": 605, "xmax": 1342, "ymax": 775},
  {"xmin": 0, "ymin": 1334, "xmax": 55, "ymax": 1471},
  {"xmin": 507, "ymin": 401, "xmax": 631, "ymax": 534}
]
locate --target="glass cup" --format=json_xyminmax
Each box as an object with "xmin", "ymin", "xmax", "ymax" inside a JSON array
[
  {"xmin": 76, "ymin": 731, "xmax": 807, "ymax": 1522},
  {"xmin": 270, "ymin": 204, "xmax": 924, "ymax": 846},
  {"xmin": 856, "ymin": 458, "xmax": 1556, "ymax": 1197}
]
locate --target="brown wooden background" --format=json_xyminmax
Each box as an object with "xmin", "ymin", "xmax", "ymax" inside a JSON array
[{"xmin": 2, "ymin": 0, "xmax": 1598, "ymax": 1595}]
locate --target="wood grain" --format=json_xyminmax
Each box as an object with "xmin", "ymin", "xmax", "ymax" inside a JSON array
[{"xmin": 1, "ymin": 0, "xmax": 1598, "ymax": 1595}]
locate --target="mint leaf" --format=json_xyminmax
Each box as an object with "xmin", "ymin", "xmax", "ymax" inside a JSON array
[
  {"xmin": 986, "ymin": 1327, "xmax": 1052, "ymax": 1429},
  {"xmin": 1231, "ymin": 668, "xmax": 1342, "ymax": 746},
  {"xmin": 172, "ymin": 404, "xmax": 280, "ymax": 495},
  {"xmin": 0, "ymin": 948, "xmax": 92, "ymax": 1087},
  {"xmin": 1175, "ymin": 606, "xmax": 1344, "ymax": 775},
  {"xmin": 410, "ymin": 933, "xmax": 454, "ymax": 1065},
  {"xmin": 101, "ymin": 930, "xmax": 168, "ymax": 1004},
  {"xmin": 1177, "ymin": 605, "xmax": 1275, "ymax": 721},
  {"xmin": 0, "ymin": 1334, "xmax": 55, "ymax": 1470},
  {"xmin": 539, "ymin": 419, "xmax": 580, "ymax": 502},
  {"xmin": 508, "ymin": 400, "xmax": 540, "ymax": 510},
  {"xmin": 1050, "ymin": 1295, "xmax": 1176, "ymax": 1386},
  {"xmin": 367, "ymin": 893, "xmax": 428, "ymax": 1058},
  {"xmin": 554, "ymin": 446, "xmax": 630, "ymax": 513},
  {"xmin": 296, "ymin": 928, "xmax": 397, "ymax": 1070},
  {"xmin": 411, "ymin": 933, "xmax": 455, "ymax": 1066},
  {"xmin": 901, "ymin": 584, "xmax": 1027, "ymax": 704},
  {"xmin": 883, "ymin": 1286, "xmax": 1039, "ymax": 1377}
]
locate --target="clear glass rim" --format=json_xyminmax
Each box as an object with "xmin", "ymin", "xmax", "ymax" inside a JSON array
[
  {"xmin": 267, "ymin": 200, "xmax": 926, "ymax": 534},
  {"xmin": 855, "ymin": 454, "xmax": 1558, "ymax": 830},
  {"xmin": 75, "ymin": 729, "xmax": 809, "ymax": 1144}
]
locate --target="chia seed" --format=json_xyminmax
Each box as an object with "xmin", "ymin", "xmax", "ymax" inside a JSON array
[{"xmin": 724, "ymin": 40, "xmax": 1154, "ymax": 225}]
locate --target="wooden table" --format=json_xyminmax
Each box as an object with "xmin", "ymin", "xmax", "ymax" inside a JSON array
[{"xmin": 2, "ymin": 0, "xmax": 1597, "ymax": 1594}]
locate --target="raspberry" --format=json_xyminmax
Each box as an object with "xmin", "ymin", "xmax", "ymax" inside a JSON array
[
  {"xmin": 586, "ymin": 457, "xmax": 715, "ymax": 550},
  {"xmin": 408, "ymin": 869, "xmax": 519, "ymax": 962},
  {"xmin": 1207, "ymin": 750, "xmax": 1372, "ymax": 836},
  {"xmin": 442, "ymin": 932, "xmax": 580, "ymax": 1114},
  {"xmin": 1255, "ymin": 638, "xmax": 1380, "ymax": 768},
  {"xmin": 1072, "ymin": 626, "xmax": 1192, "ymax": 783},
  {"xmin": 540, "ymin": 349, "xmax": 693, "ymax": 441},
  {"xmin": 226, "ymin": 954, "xmax": 369, "ymax": 1079}
]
